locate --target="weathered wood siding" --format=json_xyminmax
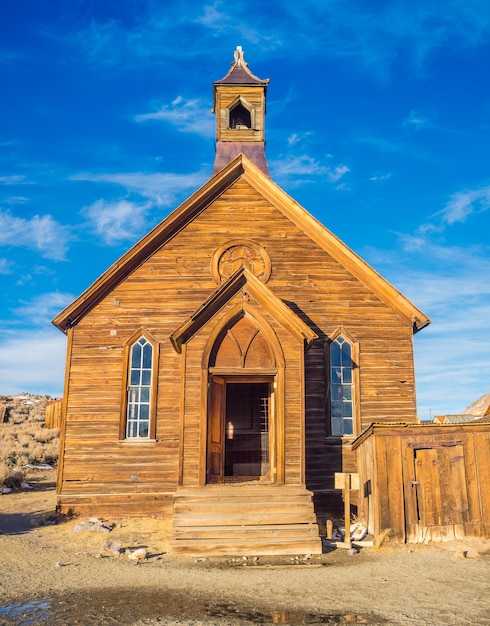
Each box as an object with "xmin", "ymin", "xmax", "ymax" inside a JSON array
[
  {"xmin": 353, "ymin": 423, "xmax": 490, "ymax": 543},
  {"xmin": 44, "ymin": 399, "xmax": 63, "ymax": 429},
  {"xmin": 58, "ymin": 178, "xmax": 418, "ymax": 515}
]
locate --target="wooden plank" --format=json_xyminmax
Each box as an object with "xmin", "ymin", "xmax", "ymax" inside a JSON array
[{"xmin": 474, "ymin": 432, "xmax": 490, "ymax": 537}]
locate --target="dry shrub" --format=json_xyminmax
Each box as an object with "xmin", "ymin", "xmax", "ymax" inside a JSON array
[
  {"xmin": 3, "ymin": 468, "xmax": 25, "ymax": 490},
  {"xmin": 32, "ymin": 426, "xmax": 59, "ymax": 443},
  {"xmin": 0, "ymin": 394, "xmax": 60, "ymax": 486}
]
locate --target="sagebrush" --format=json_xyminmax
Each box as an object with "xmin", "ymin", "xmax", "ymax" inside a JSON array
[{"xmin": 0, "ymin": 393, "xmax": 60, "ymax": 487}]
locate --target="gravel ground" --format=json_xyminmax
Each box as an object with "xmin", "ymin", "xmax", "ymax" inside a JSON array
[{"xmin": 1, "ymin": 473, "xmax": 489, "ymax": 625}]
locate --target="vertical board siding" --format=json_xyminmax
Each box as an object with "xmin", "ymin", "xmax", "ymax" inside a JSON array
[{"xmin": 354, "ymin": 424, "xmax": 490, "ymax": 543}]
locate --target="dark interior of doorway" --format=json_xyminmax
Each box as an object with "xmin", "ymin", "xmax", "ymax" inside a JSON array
[{"xmin": 224, "ymin": 382, "xmax": 270, "ymax": 481}]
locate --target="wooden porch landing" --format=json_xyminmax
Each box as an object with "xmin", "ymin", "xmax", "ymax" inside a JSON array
[{"xmin": 170, "ymin": 484, "xmax": 322, "ymax": 556}]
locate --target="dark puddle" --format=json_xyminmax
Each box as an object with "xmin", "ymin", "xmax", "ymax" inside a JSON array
[
  {"xmin": 0, "ymin": 590, "xmax": 385, "ymax": 625},
  {"xmin": 0, "ymin": 600, "xmax": 53, "ymax": 625}
]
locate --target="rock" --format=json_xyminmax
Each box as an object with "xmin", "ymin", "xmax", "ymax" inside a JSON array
[
  {"xmin": 127, "ymin": 548, "xmax": 147, "ymax": 561},
  {"xmin": 101, "ymin": 540, "xmax": 122, "ymax": 556},
  {"xmin": 73, "ymin": 519, "xmax": 112, "ymax": 533}
]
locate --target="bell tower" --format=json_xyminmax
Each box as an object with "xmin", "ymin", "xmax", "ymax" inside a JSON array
[{"xmin": 212, "ymin": 46, "xmax": 270, "ymax": 175}]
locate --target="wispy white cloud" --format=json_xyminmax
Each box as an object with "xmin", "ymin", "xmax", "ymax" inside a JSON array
[
  {"xmin": 192, "ymin": 2, "xmax": 280, "ymax": 48},
  {"xmin": 54, "ymin": 0, "xmax": 490, "ymax": 80},
  {"xmin": 356, "ymin": 134, "xmax": 425, "ymax": 158},
  {"xmin": 369, "ymin": 173, "xmax": 392, "ymax": 183},
  {"xmin": 435, "ymin": 185, "xmax": 490, "ymax": 225},
  {"xmin": 12, "ymin": 292, "xmax": 75, "ymax": 325},
  {"xmin": 366, "ymin": 247, "xmax": 490, "ymax": 418},
  {"xmin": 270, "ymin": 154, "xmax": 350, "ymax": 186},
  {"xmin": 403, "ymin": 110, "xmax": 430, "ymax": 128},
  {"xmin": 4, "ymin": 196, "xmax": 31, "ymax": 205},
  {"xmin": 193, "ymin": 2, "xmax": 235, "ymax": 33},
  {"xmin": 327, "ymin": 165, "xmax": 350, "ymax": 183},
  {"xmin": 71, "ymin": 170, "xmax": 207, "ymax": 207},
  {"xmin": 135, "ymin": 96, "xmax": 214, "ymax": 138},
  {"xmin": 287, "ymin": 132, "xmax": 316, "ymax": 148},
  {"xmin": 0, "ymin": 258, "xmax": 13, "ymax": 274},
  {"xmin": 82, "ymin": 199, "xmax": 151, "ymax": 245},
  {"xmin": 0, "ymin": 175, "xmax": 32, "ymax": 185},
  {"xmin": 0, "ymin": 330, "xmax": 66, "ymax": 397},
  {"xmin": 0, "ymin": 210, "xmax": 71, "ymax": 260},
  {"xmin": 364, "ymin": 210, "xmax": 490, "ymax": 419},
  {"xmin": 393, "ymin": 185, "xmax": 490, "ymax": 256},
  {"xmin": 414, "ymin": 326, "xmax": 490, "ymax": 416},
  {"xmin": 281, "ymin": 0, "xmax": 490, "ymax": 75}
]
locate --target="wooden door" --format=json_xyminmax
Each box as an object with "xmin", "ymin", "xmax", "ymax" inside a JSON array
[
  {"xmin": 410, "ymin": 444, "xmax": 469, "ymax": 541},
  {"xmin": 207, "ymin": 376, "xmax": 225, "ymax": 483}
]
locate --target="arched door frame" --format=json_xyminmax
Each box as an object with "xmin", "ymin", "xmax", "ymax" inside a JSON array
[{"xmin": 198, "ymin": 304, "xmax": 285, "ymax": 485}]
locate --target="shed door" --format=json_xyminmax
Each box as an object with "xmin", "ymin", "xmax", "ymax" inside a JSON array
[{"xmin": 414, "ymin": 445, "xmax": 469, "ymax": 527}]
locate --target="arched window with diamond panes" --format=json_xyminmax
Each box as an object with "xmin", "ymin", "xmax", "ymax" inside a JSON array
[
  {"xmin": 329, "ymin": 334, "xmax": 354, "ymax": 436},
  {"xmin": 126, "ymin": 336, "xmax": 154, "ymax": 439}
]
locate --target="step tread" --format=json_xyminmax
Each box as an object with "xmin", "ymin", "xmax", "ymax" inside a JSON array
[
  {"xmin": 173, "ymin": 512, "xmax": 317, "ymax": 527},
  {"xmin": 171, "ymin": 537, "xmax": 323, "ymax": 556}
]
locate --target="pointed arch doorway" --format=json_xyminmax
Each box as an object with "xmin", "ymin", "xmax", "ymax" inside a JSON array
[{"xmin": 206, "ymin": 314, "xmax": 281, "ymax": 484}]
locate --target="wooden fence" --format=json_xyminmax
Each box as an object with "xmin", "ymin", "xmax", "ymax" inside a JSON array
[{"xmin": 45, "ymin": 398, "xmax": 63, "ymax": 429}]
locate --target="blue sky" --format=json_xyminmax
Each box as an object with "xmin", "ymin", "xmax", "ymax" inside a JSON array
[{"xmin": 1, "ymin": 0, "xmax": 489, "ymax": 419}]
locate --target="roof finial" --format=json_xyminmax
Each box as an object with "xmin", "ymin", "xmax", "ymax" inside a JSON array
[{"xmin": 234, "ymin": 45, "xmax": 245, "ymax": 66}]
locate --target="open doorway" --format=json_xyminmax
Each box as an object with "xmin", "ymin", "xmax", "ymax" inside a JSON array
[
  {"xmin": 207, "ymin": 377, "xmax": 273, "ymax": 483},
  {"xmin": 225, "ymin": 382, "xmax": 270, "ymax": 480}
]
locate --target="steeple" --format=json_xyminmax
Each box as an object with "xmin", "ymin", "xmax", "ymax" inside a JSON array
[{"xmin": 212, "ymin": 46, "xmax": 270, "ymax": 175}]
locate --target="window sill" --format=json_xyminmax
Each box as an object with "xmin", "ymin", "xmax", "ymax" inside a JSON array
[
  {"xmin": 324, "ymin": 436, "xmax": 357, "ymax": 443},
  {"xmin": 119, "ymin": 439, "xmax": 157, "ymax": 445}
]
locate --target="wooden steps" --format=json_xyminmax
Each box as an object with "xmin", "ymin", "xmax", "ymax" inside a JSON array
[{"xmin": 170, "ymin": 484, "xmax": 322, "ymax": 556}]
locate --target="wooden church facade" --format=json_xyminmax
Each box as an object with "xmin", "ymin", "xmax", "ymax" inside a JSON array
[{"xmin": 53, "ymin": 48, "xmax": 430, "ymax": 555}]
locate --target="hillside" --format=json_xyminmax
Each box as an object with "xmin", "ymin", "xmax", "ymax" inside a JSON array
[{"xmin": 0, "ymin": 393, "xmax": 60, "ymax": 489}]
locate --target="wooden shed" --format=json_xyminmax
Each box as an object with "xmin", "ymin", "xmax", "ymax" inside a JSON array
[
  {"xmin": 352, "ymin": 422, "xmax": 490, "ymax": 543},
  {"xmin": 52, "ymin": 47, "xmax": 430, "ymax": 556}
]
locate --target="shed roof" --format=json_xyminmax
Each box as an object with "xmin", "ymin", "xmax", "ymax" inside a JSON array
[
  {"xmin": 52, "ymin": 153, "xmax": 431, "ymax": 334},
  {"xmin": 433, "ymin": 414, "xmax": 477, "ymax": 424},
  {"xmin": 351, "ymin": 420, "xmax": 490, "ymax": 449}
]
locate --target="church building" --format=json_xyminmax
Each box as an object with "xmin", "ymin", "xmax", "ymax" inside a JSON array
[{"xmin": 53, "ymin": 47, "xmax": 430, "ymax": 555}]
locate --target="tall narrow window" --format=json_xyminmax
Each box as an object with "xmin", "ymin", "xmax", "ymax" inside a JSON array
[
  {"xmin": 330, "ymin": 335, "xmax": 354, "ymax": 436},
  {"xmin": 126, "ymin": 336, "xmax": 153, "ymax": 438}
]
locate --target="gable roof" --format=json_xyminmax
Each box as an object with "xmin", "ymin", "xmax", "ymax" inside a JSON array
[
  {"xmin": 169, "ymin": 267, "xmax": 318, "ymax": 354},
  {"xmin": 52, "ymin": 153, "xmax": 431, "ymax": 333},
  {"xmin": 461, "ymin": 393, "xmax": 490, "ymax": 417}
]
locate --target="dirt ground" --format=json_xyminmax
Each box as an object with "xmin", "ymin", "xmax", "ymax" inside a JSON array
[{"xmin": 1, "ymin": 471, "xmax": 489, "ymax": 625}]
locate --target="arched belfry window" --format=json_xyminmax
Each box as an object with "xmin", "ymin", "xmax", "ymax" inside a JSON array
[
  {"xmin": 229, "ymin": 101, "xmax": 251, "ymax": 129},
  {"xmin": 121, "ymin": 332, "xmax": 158, "ymax": 440},
  {"xmin": 326, "ymin": 332, "xmax": 359, "ymax": 437}
]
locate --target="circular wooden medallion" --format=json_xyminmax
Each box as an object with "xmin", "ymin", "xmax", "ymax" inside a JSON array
[{"xmin": 212, "ymin": 240, "xmax": 271, "ymax": 283}]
